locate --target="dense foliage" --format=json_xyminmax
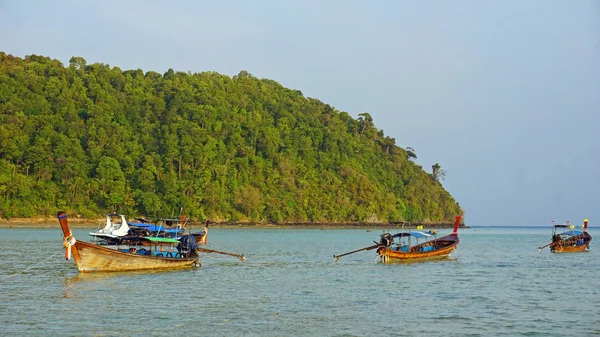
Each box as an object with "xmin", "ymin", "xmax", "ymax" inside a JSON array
[{"xmin": 0, "ymin": 52, "xmax": 461, "ymax": 223}]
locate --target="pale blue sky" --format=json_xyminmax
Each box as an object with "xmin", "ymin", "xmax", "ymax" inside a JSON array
[{"xmin": 1, "ymin": 0, "xmax": 599, "ymax": 226}]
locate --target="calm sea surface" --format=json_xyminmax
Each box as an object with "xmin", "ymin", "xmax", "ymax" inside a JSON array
[{"xmin": 0, "ymin": 226, "xmax": 598, "ymax": 336}]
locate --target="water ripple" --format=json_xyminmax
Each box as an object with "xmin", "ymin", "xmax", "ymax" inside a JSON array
[{"xmin": 0, "ymin": 227, "xmax": 599, "ymax": 336}]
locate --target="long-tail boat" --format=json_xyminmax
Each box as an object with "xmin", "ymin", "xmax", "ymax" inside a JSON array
[
  {"xmin": 334, "ymin": 215, "xmax": 462, "ymax": 263},
  {"xmin": 59, "ymin": 211, "xmax": 200, "ymax": 272},
  {"xmin": 539, "ymin": 219, "xmax": 592, "ymax": 253}
]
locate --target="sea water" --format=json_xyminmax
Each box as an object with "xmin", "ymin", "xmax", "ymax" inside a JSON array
[{"xmin": 0, "ymin": 226, "xmax": 598, "ymax": 336}]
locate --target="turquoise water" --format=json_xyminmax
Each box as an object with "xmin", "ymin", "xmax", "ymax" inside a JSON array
[{"xmin": 0, "ymin": 226, "xmax": 598, "ymax": 336}]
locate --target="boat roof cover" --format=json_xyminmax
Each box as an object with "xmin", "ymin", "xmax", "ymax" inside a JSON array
[
  {"xmin": 560, "ymin": 230, "xmax": 583, "ymax": 236},
  {"xmin": 130, "ymin": 224, "xmax": 183, "ymax": 233},
  {"xmin": 142, "ymin": 237, "xmax": 181, "ymax": 243},
  {"xmin": 129, "ymin": 222, "xmax": 153, "ymax": 227},
  {"xmin": 392, "ymin": 231, "xmax": 434, "ymax": 239}
]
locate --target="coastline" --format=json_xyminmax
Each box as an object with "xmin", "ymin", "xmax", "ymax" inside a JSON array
[{"xmin": 0, "ymin": 217, "xmax": 467, "ymax": 229}]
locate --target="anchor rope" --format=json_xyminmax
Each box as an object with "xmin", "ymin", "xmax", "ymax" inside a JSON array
[{"xmin": 0, "ymin": 247, "xmax": 64, "ymax": 281}]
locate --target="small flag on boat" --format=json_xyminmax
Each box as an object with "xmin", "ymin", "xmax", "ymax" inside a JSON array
[{"xmin": 417, "ymin": 225, "xmax": 423, "ymax": 230}]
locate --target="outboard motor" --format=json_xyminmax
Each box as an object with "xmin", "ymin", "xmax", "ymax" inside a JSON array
[
  {"xmin": 177, "ymin": 234, "xmax": 198, "ymax": 257},
  {"xmin": 380, "ymin": 233, "xmax": 394, "ymax": 247}
]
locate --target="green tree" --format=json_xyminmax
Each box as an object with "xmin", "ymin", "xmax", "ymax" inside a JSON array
[
  {"xmin": 431, "ymin": 163, "xmax": 446, "ymax": 182},
  {"xmin": 96, "ymin": 156, "xmax": 125, "ymax": 211},
  {"xmin": 0, "ymin": 52, "xmax": 461, "ymax": 223},
  {"xmin": 405, "ymin": 146, "xmax": 417, "ymax": 161}
]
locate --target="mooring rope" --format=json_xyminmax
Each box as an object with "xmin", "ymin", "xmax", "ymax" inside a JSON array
[{"xmin": 0, "ymin": 247, "xmax": 64, "ymax": 281}]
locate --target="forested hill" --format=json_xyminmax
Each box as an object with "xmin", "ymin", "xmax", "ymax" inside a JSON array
[{"xmin": 0, "ymin": 52, "xmax": 461, "ymax": 224}]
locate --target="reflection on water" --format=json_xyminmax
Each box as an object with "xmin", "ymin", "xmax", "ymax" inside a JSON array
[
  {"xmin": 0, "ymin": 227, "xmax": 599, "ymax": 336},
  {"xmin": 64, "ymin": 267, "xmax": 199, "ymax": 283}
]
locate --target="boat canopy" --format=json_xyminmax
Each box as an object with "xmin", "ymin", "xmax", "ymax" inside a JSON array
[
  {"xmin": 142, "ymin": 237, "xmax": 181, "ymax": 243},
  {"xmin": 130, "ymin": 223, "xmax": 183, "ymax": 233},
  {"xmin": 559, "ymin": 230, "xmax": 583, "ymax": 236},
  {"xmin": 392, "ymin": 231, "xmax": 434, "ymax": 239}
]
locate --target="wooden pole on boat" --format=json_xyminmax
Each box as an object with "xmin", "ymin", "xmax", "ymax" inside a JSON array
[
  {"xmin": 583, "ymin": 219, "xmax": 589, "ymax": 232},
  {"xmin": 196, "ymin": 247, "xmax": 245, "ymax": 261},
  {"xmin": 539, "ymin": 242, "xmax": 553, "ymax": 252},
  {"xmin": 333, "ymin": 243, "xmax": 380, "ymax": 262},
  {"xmin": 57, "ymin": 211, "xmax": 82, "ymax": 264},
  {"xmin": 452, "ymin": 215, "xmax": 462, "ymax": 235}
]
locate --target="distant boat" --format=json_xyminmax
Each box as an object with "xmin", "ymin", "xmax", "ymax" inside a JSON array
[
  {"xmin": 334, "ymin": 216, "xmax": 462, "ymax": 263},
  {"xmin": 59, "ymin": 211, "xmax": 200, "ymax": 272},
  {"xmin": 539, "ymin": 219, "xmax": 592, "ymax": 253}
]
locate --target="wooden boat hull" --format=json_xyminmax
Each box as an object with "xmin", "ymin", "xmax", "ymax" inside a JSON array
[
  {"xmin": 192, "ymin": 232, "xmax": 207, "ymax": 245},
  {"xmin": 551, "ymin": 245, "xmax": 589, "ymax": 253},
  {"xmin": 73, "ymin": 240, "xmax": 199, "ymax": 272},
  {"xmin": 377, "ymin": 238, "xmax": 458, "ymax": 263},
  {"xmin": 550, "ymin": 233, "xmax": 592, "ymax": 253}
]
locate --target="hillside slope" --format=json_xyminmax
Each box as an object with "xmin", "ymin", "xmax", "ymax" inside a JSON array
[{"xmin": 0, "ymin": 53, "xmax": 461, "ymax": 223}]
